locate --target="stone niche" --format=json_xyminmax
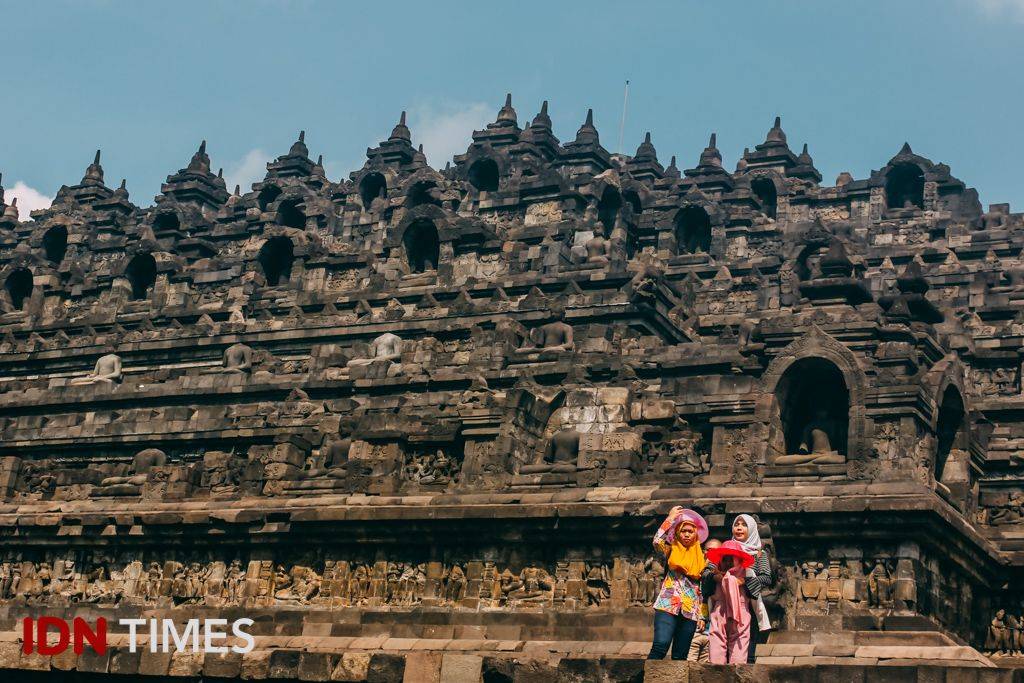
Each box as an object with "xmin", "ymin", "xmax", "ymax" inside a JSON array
[
  {"xmin": 512, "ymin": 387, "xmax": 642, "ymax": 485},
  {"xmin": 756, "ymin": 328, "xmax": 869, "ymax": 479}
]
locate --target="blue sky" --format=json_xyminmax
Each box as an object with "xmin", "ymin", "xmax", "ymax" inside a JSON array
[{"xmin": 2, "ymin": 0, "xmax": 1023, "ymax": 216}]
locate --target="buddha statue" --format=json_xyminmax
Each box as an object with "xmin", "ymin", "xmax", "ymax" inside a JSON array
[
  {"xmin": 505, "ymin": 567, "xmax": 553, "ymax": 603},
  {"xmin": 221, "ymin": 343, "xmax": 253, "ymax": 373},
  {"xmin": 775, "ymin": 407, "xmax": 845, "ymax": 465},
  {"xmin": 69, "ymin": 353, "xmax": 123, "ymax": 386},
  {"xmin": 584, "ymin": 233, "xmax": 610, "ymax": 264},
  {"xmin": 305, "ymin": 431, "xmax": 355, "ymax": 479},
  {"xmin": 516, "ymin": 308, "xmax": 574, "ymax": 353},
  {"xmin": 982, "ymin": 208, "xmax": 1005, "ymax": 231},
  {"xmin": 519, "ymin": 428, "xmax": 580, "ymax": 474},
  {"xmin": 369, "ymin": 186, "xmax": 388, "ymax": 214},
  {"xmin": 96, "ymin": 448, "xmax": 167, "ymax": 492},
  {"xmin": 348, "ymin": 331, "xmax": 403, "ymax": 368}
]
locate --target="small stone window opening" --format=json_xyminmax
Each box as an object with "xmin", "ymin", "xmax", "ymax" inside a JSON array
[
  {"xmin": 468, "ymin": 158, "xmax": 500, "ymax": 193},
  {"xmin": 257, "ymin": 185, "xmax": 282, "ymax": 212},
  {"xmin": 277, "ymin": 199, "xmax": 305, "ymax": 229},
  {"xmin": 407, "ymin": 181, "xmax": 442, "ymax": 209},
  {"xmin": 42, "ymin": 226, "xmax": 67, "ymax": 265},
  {"xmin": 404, "ymin": 219, "xmax": 440, "ymax": 273},
  {"xmin": 258, "ymin": 236, "xmax": 294, "ymax": 286},
  {"xmin": 153, "ymin": 212, "xmax": 180, "ymax": 234},
  {"xmin": 597, "ymin": 187, "xmax": 622, "ymax": 235},
  {"xmin": 5, "ymin": 269, "xmax": 33, "ymax": 310},
  {"xmin": 359, "ymin": 173, "xmax": 387, "ymax": 209},
  {"xmin": 751, "ymin": 177, "xmax": 778, "ymax": 219},
  {"xmin": 935, "ymin": 386, "xmax": 966, "ymax": 484},
  {"xmin": 125, "ymin": 254, "xmax": 157, "ymax": 300},
  {"xmin": 886, "ymin": 163, "xmax": 924, "ymax": 210},
  {"xmin": 675, "ymin": 206, "xmax": 712, "ymax": 254}
]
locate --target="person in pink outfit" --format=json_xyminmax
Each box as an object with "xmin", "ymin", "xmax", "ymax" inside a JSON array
[{"xmin": 705, "ymin": 540, "xmax": 755, "ymax": 664}]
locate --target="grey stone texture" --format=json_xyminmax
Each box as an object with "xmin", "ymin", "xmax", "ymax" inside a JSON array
[{"xmin": 0, "ymin": 100, "xmax": 1020, "ymax": 677}]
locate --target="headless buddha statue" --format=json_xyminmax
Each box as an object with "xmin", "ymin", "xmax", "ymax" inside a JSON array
[
  {"xmin": 519, "ymin": 428, "xmax": 581, "ymax": 474},
  {"xmin": 775, "ymin": 407, "xmax": 845, "ymax": 465},
  {"xmin": 69, "ymin": 353, "xmax": 123, "ymax": 386},
  {"xmin": 346, "ymin": 332, "xmax": 402, "ymax": 367}
]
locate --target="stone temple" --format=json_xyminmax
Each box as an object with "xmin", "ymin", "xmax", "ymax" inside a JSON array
[{"xmin": 0, "ymin": 97, "xmax": 1022, "ymax": 681}]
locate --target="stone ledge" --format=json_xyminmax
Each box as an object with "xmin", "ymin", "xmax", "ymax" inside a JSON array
[{"xmin": 1, "ymin": 651, "xmax": 1018, "ymax": 681}]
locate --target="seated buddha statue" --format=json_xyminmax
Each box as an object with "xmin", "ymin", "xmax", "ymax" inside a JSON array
[
  {"xmin": 775, "ymin": 407, "xmax": 845, "ymax": 465},
  {"xmin": 69, "ymin": 353, "xmax": 123, "ymax": 386}
]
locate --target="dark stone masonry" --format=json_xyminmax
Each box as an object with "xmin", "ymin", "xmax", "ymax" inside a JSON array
[{"xmin": 0, "ymin": 96, "xmax": 1022, "ymax": 679}]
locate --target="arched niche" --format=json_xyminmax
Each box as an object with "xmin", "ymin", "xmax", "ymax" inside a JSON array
[
  {"xmin": 258, "ymin": 236, "xmax": 294, "ymax": 286},
  {"xmin": 359, "ymin": 172, "xmax": 387, "ymax": 209},
  {"xmin": 773, "ymin": 357, "xmax": 849, "ymax": 463},
  {"xmin": 468, "ymin": 158, "xmax": 499, "ymax": 193},
  {"xmin": 257, "ymin": 185, "xmax": 282, "ymax": 212},
  {"xmin": 674, "ymin": 206, "xmax": 712, "ymax": 254},
  {"xmin": 751, "ymin": 176, "xmax": 778, "ymax": 219},
  {"xmin": 277, "ymin": 198, "xmax": 305, "ymax": 229},
  {"xmin": 125, "ymin": 253, "xmax": 157, "ymax": 300},
  {"xmin": 5, "ymin": 268, "xmax": 33, "ymax": 310},
  {"xmin": 935, "ymin": 385, "xmax": 967, "ymax": 484},
  {"xmin": 794, "ymin": 241, "xmax": 829, "ymax": 281},
  {"xmin": 597, "ymin": 187, "xmax": 622, "ymax": 235},
  {"xmin": 153, "ymin": 212, "xmax": 180, "ymax": 234},
  {"xmin": 403, "ymin": 219, "xmax": 440, "ymax": 273},
  {"xmin": 42, "ymin": 226, "xmax": 67, "ymax": 265},
  {"xmin": 406, "ymin": 181, "xmax": 442, "ymax": 209},
  {"xmin": 886, "ymin": 163, "xmax": 924, "ymax": 209},
  {"xmin": 760, "ymin": 327, "xmax": 868, "ymax": 466}
]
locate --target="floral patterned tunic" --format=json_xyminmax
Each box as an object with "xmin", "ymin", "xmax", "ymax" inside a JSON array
[{"xmin": 651, "ymin": 510, "xmax": 705, "ymax": 620}]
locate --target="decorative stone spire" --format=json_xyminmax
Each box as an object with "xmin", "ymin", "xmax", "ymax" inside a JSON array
[
  {"xmin": 798, "ymin": 143, "xmax": 813, "ymax": 165},
  {"xmin": 413, "ymin": 143, "xmax": 427, "ymax": 164},
  {"xmin": 113, "ymin": 178, "xmax": 129, "ymax": 199},
  {"xmin": 390, "ymin": 111, "xmax": 411, "ymax": 142},
  {"xmin": 531, "ymin": 100, "xmax": 552, "ymax": 131},
  {"xmin": 82, "ymin": 150, "xmax": 104, "ymax": 185},
  {"xmin": 698, "ymin": 133, "xmax": 722, "ymax": 168},
  {"xmin": 789, "ymin": 142, "xmax": 822, "ymax": 184},
  {"xmin": 736, "ymin": 148, "xmax": 749, "ymax": 172},
  {"xmin": 633, "ymin": 132, "xmax": 657, "ymax": 162},
  {"xmin": 312, "ymin": 154, "xmax": 325, "ymax": 176},
  {"xmin": 765, "ymin": 116, "xmax": 787, "ymax": 145},
  {"xmin": 899, "ymin": 141, "xmax": 913, "ymax": 155},
  {"xmin": 186, "ymin": 140, "xmax": 212, "ymax": 174},
  {"xmin": 2, "ymin": 197, "xmax": 18, "ymax": 221},
  {"xmin": 574, "ymin": 109, "xmax": 599, "ymax": 145},
  {"xmin": 288, "ymin": 130, "xmax": 309, "ymax": 158},
  {"xmin": 495, "ymin": 93, "xmax": 517, "ymax": 126},
  {"xmin": 0, "ymin": 172, "xmax": 5, "ymax": 205},
  {"xmin": 664, "ymin": 155, "xmax": 680, "ymax": 179}
]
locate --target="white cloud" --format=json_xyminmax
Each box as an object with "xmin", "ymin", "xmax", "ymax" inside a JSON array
[
  {"xmin": 4, "ymin": 181, "xmax": 52, "ymax": 219},
  {"xmin": 969, "ymin": 0, "xmax": 1024, "ymax": 21},
  {"xmin": 408, "ymin": 102, "xmax": 493, "ymax": 168},
  {"xmin": 223, "ymin": 149, "xmax": 272, "ymax": 194}
]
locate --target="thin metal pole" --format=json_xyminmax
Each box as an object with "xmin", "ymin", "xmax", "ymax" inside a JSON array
[{"xmin": 617, "ymin": 80, "xmax": 630, "ymax": 154}]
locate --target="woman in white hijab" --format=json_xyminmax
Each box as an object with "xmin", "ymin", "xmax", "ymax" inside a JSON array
[{"xmin": 731, "ymin": 514, "xmax": 773, "ymax": 662}]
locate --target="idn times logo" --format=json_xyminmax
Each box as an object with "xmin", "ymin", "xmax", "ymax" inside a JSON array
[{"xmin": 22, "ymin": 617, "xmax": 255, "ymax": 655}]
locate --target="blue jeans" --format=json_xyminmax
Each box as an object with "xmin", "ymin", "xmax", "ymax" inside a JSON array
[{"xmin": 647, "ymin": 610, "xmax": 697, "ymax": 660}]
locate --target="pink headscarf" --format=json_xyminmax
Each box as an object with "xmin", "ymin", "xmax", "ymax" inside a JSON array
[{"xmin": 715, "ymin": 540, "xmax": 752, "ymax": 629}]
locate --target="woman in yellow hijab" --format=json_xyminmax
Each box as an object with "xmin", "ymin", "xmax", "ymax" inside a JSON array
[{"xmin": 647, "ymin": 506, "xmax": 710, "ymax": 660}]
